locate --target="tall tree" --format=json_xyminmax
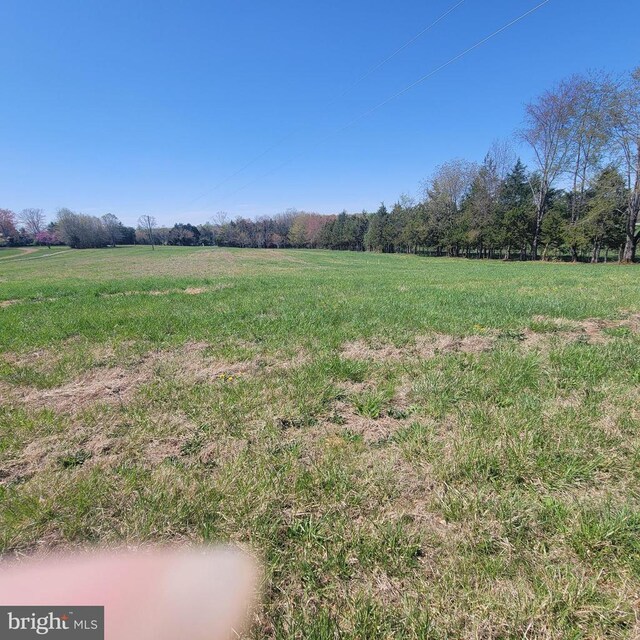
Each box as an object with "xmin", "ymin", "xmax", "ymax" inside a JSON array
[
  {"xmin": 288, "ymin": 215, "xmax": 309, "ymax": 247},
  {"xmin": 168, "ymin": 223, "xmax": 201, "ymax": 246},
  {"xmin": 18, "ymin": 208, "xmax": 46, "ymax": 238},
  {"xmin": 138, "ymin": 215, "xmax": 157, "ymax": 250},
  {"xmin": 197, "ymin": 222, "xmax": 216, "ymax": 246},
  {"xmin": 364, "ymin": 204, "xmax": 391, "ymax": 252},
  {"xmin": 35, "ymin": 230, "xmax": 59, "ymax": 248},
  {"xmin": 521, "ymin": 81, "xmax": 575, "ymax": 259},
  {"xmin": 497, "ymin": 160, "xmax": 534, "ymax": 260},
  {"xmin": 486, "ymin": 138, "xmax": 517, "ymax": 182},
  {"xmin": 564, "ymin": 73, "xmax": 614, "ymax": 260},
  {"xmin": 0, "ymin": 209, "xmax": 18, "ymax": 243},
  {"xmin": 464, "ymin": 153, "xmax": 502, "ymax": 257},
  {"xmin": 422, "ymin": 160, "xmax": 477, "ymax": 256},
  {"xmin": 579, "ymin": 166, "xmax": 627, "ymax": 262},
  {"xmin": 119, "ymin": 225, "xmax": 136, "ymax": 245},
  {"xmin": 540, "ymin": 193, "xmax": 568, "ymax": 261},
  {"xmin": 57, "ymin": 209, "xmax": 109, "ymax": 248},
  {"xmin": 609, "ymin": 68, "xmax": 640, "ymax": 262},
  {"xmin": 101, "ymin": 213, "xmax": 122, "ymax": 246}
]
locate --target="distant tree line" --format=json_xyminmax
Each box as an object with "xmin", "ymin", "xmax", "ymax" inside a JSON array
[
  {"xmin": 0, "ymin": 208, "xmax": 136, "ymax": 249},
  {"xmin": 2, "ymin": 68, "xmax": 638, "ymax": 262}
]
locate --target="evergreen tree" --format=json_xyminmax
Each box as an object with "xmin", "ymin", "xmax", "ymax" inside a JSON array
[
  {"xmin": 497, "ymin": 160, "xmax": 535, "ymax": 259},
  {"xmin": 364, "ymin": 204, "xmax": 391, "ymax": 252}
]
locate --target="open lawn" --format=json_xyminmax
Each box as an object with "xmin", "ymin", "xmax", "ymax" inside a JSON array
[{"xmin": 1, "ymin": 247, "xmax": 639, "ymax": 638}]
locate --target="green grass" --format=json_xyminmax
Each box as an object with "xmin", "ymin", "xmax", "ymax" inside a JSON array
[
  {"xmin": 1, "ymin": 246, "xmax": 640, "ymax": 638},
  {"xmin": 0, "ymin": 248, "xmax": 25, "ymax": 259}
]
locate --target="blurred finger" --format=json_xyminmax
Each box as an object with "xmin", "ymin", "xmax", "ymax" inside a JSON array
[{"xmin": 0, "ymin": 546, "xmax": 257, "ymax": 640}]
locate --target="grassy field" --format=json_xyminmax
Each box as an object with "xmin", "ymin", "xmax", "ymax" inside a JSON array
[{"xmin": 1, "ymin": 246, "xmax": 639, "ymax": 638}]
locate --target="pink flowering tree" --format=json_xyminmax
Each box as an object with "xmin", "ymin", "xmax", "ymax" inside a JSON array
[{"xmin": 35, "ymin": 230, "xmax": 58, "ymax": 248}]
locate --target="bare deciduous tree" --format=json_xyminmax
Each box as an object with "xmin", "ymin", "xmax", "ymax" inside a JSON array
[
  {"xmin": 486, "ymin": 138, "xmax": 516, "ymax": 182},
  {"xmin": 422, "ymin": 159, "xmax": 478, "ymax": 256},
  {"xmin": 18, "ymin": 208, "xmax": 46, "ymax": 237},
  {"xmin": 212, "ymin": 211, "xmax": 229, "ymax": 226},
  {"xmin": 422, "ymin": 159, "xmax": 478, "ymax": 213},
  {"xmin": 521, "ymin": 81, "xmax": 575, "ymax": 259},
  {"xmin": 563, "ymin": 73, "xmax": 614, "ymax": 261},
  {"xmin": 57, "ymin": 208, "xmax": 109, "ymax": 248},
  {"xmin": 609, "ymin": 68, "xmax": 640, "ymax": 262},
  {"xmin": 101, "ymin": 213, "xmax": 122, "ymax": 247},
  {"xmin": 138, "ymin": 215, "xmax": 157, "ymax": 250}
]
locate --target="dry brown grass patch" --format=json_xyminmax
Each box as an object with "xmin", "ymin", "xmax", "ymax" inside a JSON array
[
  {"xmin": 340, "ymin": 340, "xmax": 405, "ymax": 361},
  {"xmin": 0, "ymin": 410, "xmax": 222, "ymax": 484},
  {"xmin": 0, "ymin": 341, "xmax": 264, "ymax": 416},
  {"xmin": 522, "ymin": 313, "xmax": 640, "ymax": 351},
  {"xmin": 0, "ymin": 340, "xmax": 314, "ymax": 425},
  {"xmin": 157, "ymin": 341, "xmax": 260, "ymax": 383},
  {"xmin": 377, "ymin": 448, "xmax": 460, "ymax": 539},
  {"xmin": 0, "ymin": 366, "xmax": 145, "ymax": 413},
  {"xmin": 543, "ymin": 392, "xmax": 584, "ymax": 420},
  {"xmin": 339, "ymin": 404, "xmax": 408, "ymax": 443},
  {"xmin": 415, "ymin": 334, "xmax": 494, "ymax": 357},
  {"xmin": 341, "ymin": 334, "xmax": 495, "ymax": 362},
  {"xmin": 519, "ymin": 329, "xmax": 556, "ymax": 351},
  {"xmin": 100, "ymin": 284, "xmax": 231, "ymax": 298},
  {"xmin": 594, "ymin": 387, "xmax": 640, "ymax": 439},
  {"xmin": 317, "ymin": 384, "xmax": 415, "ymax": 445},
  {"xmin": 198, "ymin": 437, "xmax": 249, "ymax": 466}
]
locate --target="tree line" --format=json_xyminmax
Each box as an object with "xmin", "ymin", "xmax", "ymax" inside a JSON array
[
  {"xmin": 0, "ymin": 208, "xmax": 136, "ymax": 249},
  {"xmin": 2, "ymin": 68, "xmax": 638, "ymax": 262},
  {"xmin": 211, "ymin": 68, "xmax": 640, "ymax": 263}
]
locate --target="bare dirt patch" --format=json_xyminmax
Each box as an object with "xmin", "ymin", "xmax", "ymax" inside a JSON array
[
  {"xmin": 380, "ymin": 450, "xmax": 462, "ymax": 541},
  {"xmin": 99, "ymin": 289, "xmax": 171, "ymax": 297},
  {"xmin": 518, "ymin": 329, "xmax": 558, "ymax": 351},
  {"xmin": 621, "ymin": 311, "xmax": 640, "ymax": 331},
  {"xmin": 341, "ymin": 334, "xmax": 495, "ymax": 362},
  {"xmin": 1, "ymin": 296, "xmax": 68, "ymax": 309}
]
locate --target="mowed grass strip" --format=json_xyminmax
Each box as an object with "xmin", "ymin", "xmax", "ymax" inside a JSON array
[{"xmin": 1, "ymin": 247, "xmax": 640, "ymax": 638}]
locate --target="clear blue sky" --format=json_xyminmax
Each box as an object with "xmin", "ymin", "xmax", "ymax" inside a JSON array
[{"xmin": 1, "ymin": 0, "xmax": 637, "ymax": 227}]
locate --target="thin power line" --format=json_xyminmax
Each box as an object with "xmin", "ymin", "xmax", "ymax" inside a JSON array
[
  {"xmin": 333, "ymin": 0, "xmax": 466, "ymax": 99},
  {"xmin": 212, "ymin": 0, "xmax": 552, "ymax": 207},
  {"xmin": 188, "ymin": 0, "xmax": 466, "ymax": 207},
  {"xmin": 341, "ymin": 0, "xmax": 551, "ymax": 130}
]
